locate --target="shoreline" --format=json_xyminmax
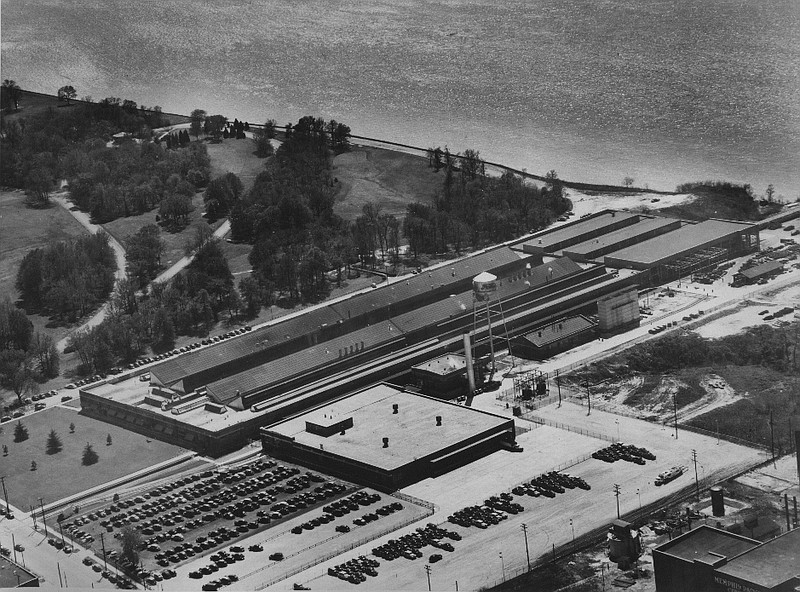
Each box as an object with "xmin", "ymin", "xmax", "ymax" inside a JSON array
[{"xmin": 9, "ymin": 90, "xmax": 676, "ymax": 196}]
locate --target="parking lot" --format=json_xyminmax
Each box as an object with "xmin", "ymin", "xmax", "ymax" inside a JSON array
[{"xmin": 284, "ymin": 401, "xmax": 767, "ymax": 591}]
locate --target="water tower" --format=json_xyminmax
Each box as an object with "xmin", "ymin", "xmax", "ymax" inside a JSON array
[{"xmin": 471, "ymin": 272, "xmax": 512, "ymax": 379}]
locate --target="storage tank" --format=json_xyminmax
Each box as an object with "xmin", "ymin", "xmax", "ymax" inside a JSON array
[
  {"xmin": 710, "ymin": 486, "xmax": 725, "ymax": 517},
  {"xmin": 473, "ymin": 272, "xmax": 498, "ymax": 302}
]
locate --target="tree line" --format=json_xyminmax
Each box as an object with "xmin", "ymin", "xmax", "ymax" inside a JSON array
[
  {"xmin": 406, "ymin": 149, "xmax": 570, "ymax": 257},
  {"xmin": 68, "ymin": 238, "xmax": 237, "ymax": 375},
  {"xmin": 16, "ymin": 233, "xmax": 116, "ymax": 322},
  {"xmin": 0, "ymin": 299, "xmax": 59, "ymax": 404},
  {"xmin": 0, "ymin": 87, "xmax": 210, "ymax": 224}
]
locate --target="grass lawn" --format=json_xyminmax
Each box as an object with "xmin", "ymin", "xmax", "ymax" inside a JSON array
[
  {"xmin": 0, "ymin": 406, "xmax": 186, "ymax": 510},
  {"xmin": 332, "ymin": 146, "xmax": 440, "ymax": 221},
  {"xmin": 205, "ymin": 136, "xmax": 267, "ymax": 193},
  {"xmin": 0, "ymin": 189, "xmax": 88, "ymax": 304}
]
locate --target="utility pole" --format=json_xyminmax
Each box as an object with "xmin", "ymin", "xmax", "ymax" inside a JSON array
[
  {"xmin": 0, "ymin": 475, "xmax": 10, "ymax": 516},
  {"xmin": 691, "ymin": 450, "xmax": 700, "ymax": 502},
  {"xmin": 673, "ymin": 394, "xmax": 679, "ymax": 439},
  {"xmin": 11, "ymin": 533, "xmax": 17, "ymax": 563},
  {"xmin": 613, "ymin": 484, "xmax": 621, "ymax": 519},
  {"xmin": 101, "ymin": 532, "xmax": 108, "ymax": 570},
  {"xmin": 520, "ymin": 523, "xmax": 531, "ymax": 571},
  {"xmin": 499, "ymin": 551, "xmax": 506, "ymax": 582},
  {"xmin": 57, "ymin": 562, "xmax": 63, "ymax": 588},
  {"xmin": 556, "ymin": 369, "xmax": 562, "ymax": 407},
  {"xmin": 769, "ymin": 408, "xmax": 776, "ymax": 468},
  {"xmin": 38, "ymin": 497, "xmax": 48, "ymax": 536},
  {"xmin": 424, "ymin": 565, "xmax": 432, "ymax": 592},
  {"xmin": 585, "ymin": 375, "xmax": 592, "ymax": 415}
]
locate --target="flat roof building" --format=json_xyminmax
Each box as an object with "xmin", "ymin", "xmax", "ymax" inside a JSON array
[
  {"xmin": 511, "ymin": 315, "xmax": 596, "ymax": 360},
  {"xmin": 519, "ymin": 211, "xmax": 641, "ymax": 255},
  {"xmin": 653, "ymin": 525, "xmax": 800, "ymax": 592},
  {"xmin": 604, "ymin": 219, "xmax": 758, "ymax": 271},
  {"xmin": 261, "ymin": 383, "xmax": 515, "ymax": 491}
]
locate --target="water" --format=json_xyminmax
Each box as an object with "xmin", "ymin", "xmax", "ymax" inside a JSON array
[{"xmin": 2, "ymin": 0, "xmax": 799, "ymax": 196}]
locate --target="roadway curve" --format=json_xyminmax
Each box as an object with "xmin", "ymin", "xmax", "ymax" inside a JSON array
[{"xmin": 51, "ymin": 189, "xmax": 127, "ymax": 354}]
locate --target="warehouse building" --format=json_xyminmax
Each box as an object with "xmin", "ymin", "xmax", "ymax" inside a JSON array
[
  {"xmin": 604, "ymin": 219, "xmax": 758, "ymax": 282},
  {"xmin": 511, "ymin": 315, "xmax": 596, "ymax": 360},
  {"xmin": 411, "ymin": 354, "xmax": 468, "ymax": 399},
  {"xmin": 260, "ymin": 383, "xmax": 516, "ymax": 491},
  {"xmin": 732, "ymin": 260, "xmax": 784, "ymax": 286},
  {"xmin": 653, "ymin": 525, "xmax": 800, "ymax": 592}
]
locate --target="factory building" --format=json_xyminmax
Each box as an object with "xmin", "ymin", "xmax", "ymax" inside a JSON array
[
  {"xmin": 80, "ymin": 210, "xmax": 758, "ymax": 454},
  {"xmin": 410, "ymin": 354, "xmax": 468, "ymax": 400},
  {"xmin": 653, "ymin": 525, "xmax": 800, "ymax": 592},
  {"xmin": 260, "ymin": 383, "xmax": 516, "ymax": 491}
]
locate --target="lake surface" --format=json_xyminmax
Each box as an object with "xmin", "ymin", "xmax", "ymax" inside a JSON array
[{"xmin": 2, "ymin": 0, "xmax": 799, "ymax": 196}]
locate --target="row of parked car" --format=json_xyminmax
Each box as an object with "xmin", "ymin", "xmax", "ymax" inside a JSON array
[
  {"xmin": 328, "ymin": 556, "xmax": 380, "ymax": 584},
  {"xmin": 352, "ymin": 502, "xmax": 403, "ymax": 527},
  {"xmin": 370, "ymin": 523, "xmax": 460, "ymax": 567},
  {"xmin": 64, "ymin": 459, "xmax": 346, "ymax": 586},
  {"xmin": 592, "ymin": 443, "xmax": 656, "ymax": 465}
]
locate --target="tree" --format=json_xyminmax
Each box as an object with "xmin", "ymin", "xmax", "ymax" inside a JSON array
[
  {"xmin": 766, "ymin": 184, "xmax": 775, "ymax": 202},
  {"xmin": 106, "ymin": 433, "xmax": 112, "ymax": 446},
  {"xmin": 238, "ymin": 276, "xmax": 264, "ymax": 318},
  {"xmin": 2, "ymin": 445, "xmax": 7, "ymax": 456},
  {"xmin": 31, "ymin": 332, "xmax": 59, "ymax": 378},
  {"xmin": 126, "ymin": 225, "xmax": 165, "ymax": 289},
  {"xmin": 31, "ymin": 460, "xmax": 37, "ymax": 471},
  {"xmin": 1, "ymin": 79, "xmax": 21, "ymax": 111},
  {"xmin": 120, "ymin": 526, "xmax": 142, "ymax": 567},
  {"xmin": 25, "ymin": 167, "xmax": 54, "ymax": 207},
  {"xmin": 46, "ymin": 429, "xmax": 63, "ymax": 454},
  {"xmin": 69, "ymin": 422, "xmax": 75, "ymax": 433},
  {"xmin": 623, "ymin": 176, "xmax": 635, "ymax": 188},
  {"xmin": 81, "ymin": 442, "xmax": 98, "ymax": 465},
  {"xmin": 13, "ymin": 421, "xmax": 29, "ymax": 443},
  {"xmin": 190, "ymin": 109, "xmax": 207, "ymax": 139},
  {"xmin": 57, "ymin": 85, "xmax": 77, "ymax": 105},
  {"xmin": 152, "ymin": 307, "xmax": 175, "ymax": 352},
  {"xmin": 205, "ymin": 114, "xmax": 227, "ymax": 142}
]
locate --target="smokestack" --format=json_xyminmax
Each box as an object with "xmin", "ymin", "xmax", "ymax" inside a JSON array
[
  {"xmin": 436, "ymin": 416, "xmax": 442, "ymax": 426},
  {"xmin": 463, "ymin": 332, "xmax": 476, "ymax": 396},
  {"xmin": 382, "ymin": 437, "xmax": 389, "ymax": 448},
  {"xmin": 392, "ymin": 403, "xmax": 398, "ymax": 414}
]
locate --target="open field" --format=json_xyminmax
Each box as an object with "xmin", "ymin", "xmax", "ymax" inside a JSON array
[
  {"xmin": 0, "ymin": 405, "xmax": 185, "ymax": 510},
  {"xmin": 205, "ymin": 136, "xmax": 266, "ymax": 193},
  {"xmin": 332, "ymin": 146, "xmax": 440, "ymax": 221},
  {"xmin": 0, "ymin": 189, "xmax": 88, "ymax": 305}
]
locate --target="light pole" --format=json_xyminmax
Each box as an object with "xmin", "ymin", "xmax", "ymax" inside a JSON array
[
  {"xmin": 570, "ymin": 518, "xmax": 576, "ymax": 551},
  {"xmin": 499, "ymin": 551, "xmax": 506, "ymax": 582},
  {"xmin": 615, "ymin": 419, "xmax": 620, "ymax": 442},
  {"xmin": 637, "ymin": 488, "xmax": 642, "ymax": 520},
  {"xmin": 424, "ymin": 564, "xmax": 432, "ymax": 591},
  {"xmin": 39, "ymin": 497, "xmax": 48, "ymax": 536},
  {"xmin": 0, "ymin": 475, "xmax": 10, "ymax": 516},
  {"xmin": 520, "ymin": 523, "xmax": 531, "ymax": 571}
]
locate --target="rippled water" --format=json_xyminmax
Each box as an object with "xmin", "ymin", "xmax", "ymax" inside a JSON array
[{"xmin": 2, "ymin": 0, "xmax": 799, "ymax": 195}]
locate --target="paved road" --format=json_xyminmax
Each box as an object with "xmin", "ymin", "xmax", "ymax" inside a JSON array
[
  {"xmin": 51, "ymin": 191, "xmax": 127, "ymax": 354},
  {"xmin": 150, "ymin": 219, "xmax": 231, "ymax": 287}
]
